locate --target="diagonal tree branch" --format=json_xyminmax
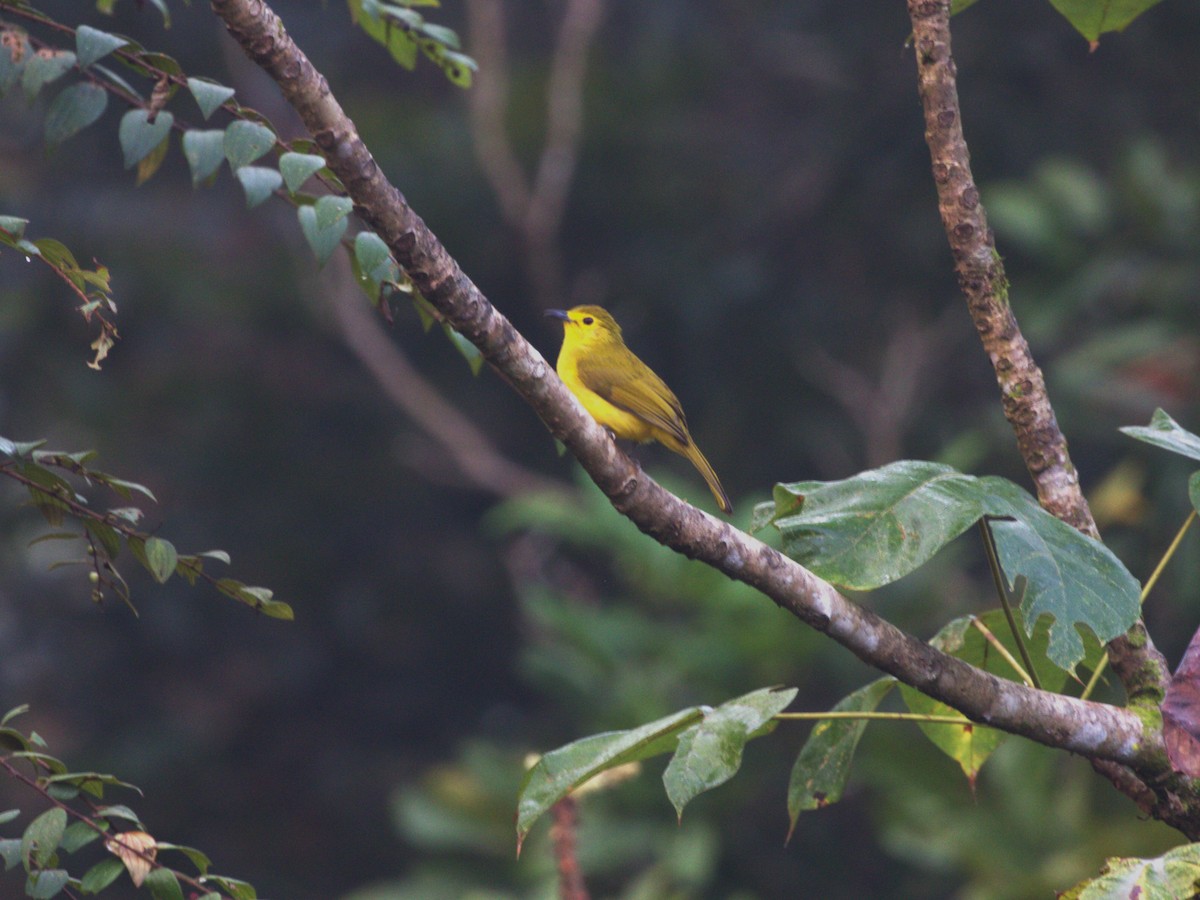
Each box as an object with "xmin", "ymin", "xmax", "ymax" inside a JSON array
[
  {"xmin": 208, "ymin": 0, "xmax": 1199, "ymax": 830},
  {"xmin": 905, "ymin": 0, "xmax": 1169, "ymax": 708}
]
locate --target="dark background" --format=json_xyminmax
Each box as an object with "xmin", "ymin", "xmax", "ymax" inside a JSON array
[{"xmin": 2, "ymin": 1, "xmax": 1199, "ymax": 897}]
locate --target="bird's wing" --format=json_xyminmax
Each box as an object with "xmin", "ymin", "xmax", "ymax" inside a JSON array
[{"xmin": 576, "ymin": 351, "xmax": 690, "ymax": 446}]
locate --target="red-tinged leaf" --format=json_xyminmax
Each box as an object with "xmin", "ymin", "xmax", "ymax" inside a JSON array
[{"xmin": 1163, "ymin": 623, "xmax": 1200, "ymax": 777}]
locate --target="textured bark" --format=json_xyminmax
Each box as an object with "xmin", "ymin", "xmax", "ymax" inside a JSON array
[
  {"xmin": 905, "ymin": 0, "xmax": 1169, "ymax": 707},
  {"xmin": 207, "ymin": 0, "xmax": 1200, "ymax": 832}
]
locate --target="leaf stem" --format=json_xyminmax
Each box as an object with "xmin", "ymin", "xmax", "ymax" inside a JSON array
[
  {"xmin": 978, "ymin": 518, "xmax": 1041, "ymax": 690},
  {"xmin": 970, "ymin": 615, "xmax": 1034, "ymax": 688},
  {"xmin": 1081, "ymin": 508, "xmax": 1197, "ymax": 701},
  {"xmin": 776, "ymin": 711, "xmax": 971, "ymax": 725}
]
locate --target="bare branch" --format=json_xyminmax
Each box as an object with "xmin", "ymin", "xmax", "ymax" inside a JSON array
[
  {"xmin": 905, "ymin": 0, "xmax": 1169, "ymax": 706},
  {"xmin": 205, "ymin": 0, "xmax": 1173, "ymax": 789}
]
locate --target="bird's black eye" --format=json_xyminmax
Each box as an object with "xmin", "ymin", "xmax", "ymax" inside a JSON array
[{"xmin": 582, "ymin": 316, "xmax": 594, "ymax": 325}]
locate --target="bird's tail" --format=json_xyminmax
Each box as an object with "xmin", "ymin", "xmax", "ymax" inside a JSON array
[{"xmin": 678, "ymin": 439, "xmax": 733, "ymax": 515}]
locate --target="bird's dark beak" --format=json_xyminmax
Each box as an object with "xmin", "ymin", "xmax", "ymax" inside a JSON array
[{"xmin": 544, "ymin": 309, "xmax": 570, "ymax": 322}]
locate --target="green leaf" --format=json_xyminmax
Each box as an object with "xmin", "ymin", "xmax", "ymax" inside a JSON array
[
  {"xmin": 278, "ymin": 152, "xmax": 327, "ymax": 194},
  {"xmin": 25, "ymin": 868, "xmax": 68, "ymax": 899},
  {"xmin": 0, "ymin": 809, "xmax": 19, "ymax": 825},
  {"xmin": 96, "ymin": 475, "xmax": 157, "ymax": 502},
  {"xmin": 22, "ymin": 807, "xmax": 67, "ymax": 868},
  {"xmin": 118, "ymin": 110, "xmax": 173, "ymax": 169},
  {"xmin": 145, "ymin": 866, "xmax": 185, "ymax": 900},
  {"xmin": 93, "ymin": 805, "xmax": 141, "ymax": 825},
  {"xmin": 22, "ymin": 50, "xmax": 76, "ymax": 103},
  {"xmin": 84, "ymin": 519, "xmax": 122, "ymax": 561},
  {"xmin": 0, "ymin": 29, "xmax": 30, "ymax": 97},
  {"xmin": 0, "ymin": 837, "xmax": 20, "ymax": 870},
  {"xmin": 517, "ymin": 706, "xmax": 705, "ymax": 849},
  {"xmin": 786, "ymin": 678, "xmax": 894, "ymax": 839},
  {"xmin": 156, "ymin": 842, "xmax": 211, "ymax": 875},
  {"xmin": 181, "ymin": 130, "xmax": 226, "ymax": 186},
  {"xmin": 981, "ymin": 478, "xmax": 1140, "ymax": 671},
  {"xmin": 186, "ymin": 77, "xmax": 235, "ymax": 120},
  {"xmin": 353, "ymin": 231, "xmax": 397, "ymax": 284},
  {"xmin": 2, "ymin": 704, "xmax": 30, "ymax": 725},
  {"xmin": 223, "ymin": 120, "xmax": 276, "ymax": 170},
  {"xmin": 80, "ymin": 857, "xmax": 124, "ymax": 893},
  {"xmin": 418, "ymin": 22, "xmax": 461, "ymax": 50},
  {"xmin": 60, "ymin": 820, "xmax": 104, "ymax": 853},
  {"xmin": 313, "ymin": 194, "xmax": 353, "ymax": 231},
  {"xmin": 75, "ymin": 26, "xmax": 127, "ymax": 68},
  {"xmin": 1190, "ymin": 472, "xmax": 1200, "ymax": 516},
  {"xmin": 1121, "ymin": 408, "xmax": 1200, "ymax": 463},
  {"xmin": 235, "ymin": 165, "xmax": 283, "ymax": 208},
  {"xmin": 297, "ymin": 203, "xmax": 348, "ymax": 267},
  {"xmin": 143, "ymin": 536, "xmax": 177, "ymax": 584},
  {"xmin": 201, "ymin": 874, "xmax": 257, "ymax": 900},
  {"xmin": 0, "ymin": 216, "xmax": 29, "ymax": 242},
  {"xmin": 1047, "ymin": 0, "xmax": 1165, "ymax": 43},
  {"xmin": 44, "ymin": 83, "xmax": 108, "ymax": 147},
  {"xmin": 442, "ymin": 323, "xmax": 484, "ymax": 375},
  {"xmin": 1061, "ymin": 842, "xmax": 1200, "ymax": 899},
  {"xmin": 762, "ymin": 461, "xmax": 984, "ymax": 590},
  {"xmin": 438, "ymin": 49, "xmax": 477, "ymax": 88},
  {"xmin": 663, "ymin": 687, "xmax": 797, "ymax": 820}
]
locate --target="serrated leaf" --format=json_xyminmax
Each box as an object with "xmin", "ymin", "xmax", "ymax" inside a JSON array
[
  {"xmin": 981, "ymin": 478, "xmax": 1140, "ymax": 671},
  {"xmin": 25, "ymin": 868, "xmax": 68, "ymax": 899},
  {"xmin": 75, "ymin": 26, "xmax": 126, "ymax": 68},
  {"xmin": 278, "ymin": 152, "xmax": 326, "ymax": 193},
  {"xmin": 763, "ymin": 461, "xmax": 985, "ymax": 590},
  {"xmin": 223, "ymin": 120, "xmax": 276, "ymax": 170},
  {"xmin": 297, "ymin": 203, "xmax": 348, "ymax": 267},
  {"xmin": 663, "ymin": 687, "xmax": 797, "ymax": 820},
  {"xmin": 80, "ymin": 857, "xmax": 124, "ymax": 892},
  {"xmin": 182, "ymin": 129, "xmax": 226, "ymax": 187},
  {"xmin": 1048, "ymin": 0, "xmax": 1165, "ymax": 44},
  {"xmin": 142, "ymin": 536, "xmax": 177, "ymax": 584},
  {"xmin": 1061, "ymin": 842, "xmax": 1200, "ymax": 900},
  {"xmin": 185, "ymin": 77, "xmax": 235, "ymax": 120},
  {"xmin": 22, "ymin": 807, "xmax": 67, "ymax": 868},
  {"xmin": 44, "ymin": 83, "xmax": 108, "ymax": 147},
  {"xmin": 22, "ymin": 50, "xmax": 75, "ymax": 103},
  {"xmin": 517, "ymin": 706, "xmax": 705, "ymax": 848},
  {"xmin": 786, "ymin": 678, "xmax": 894, "ymax": 839},
  {"xmin": 118, "ymin": 110, "xmax": 173, "ymax": 169},
  {"xmin": 1121, "ymin": 408, "xmax": 1200, "ymax": 463},
  {"xmin": 235, "ymin": 165, "xmax": 283, "ymax": 208}
]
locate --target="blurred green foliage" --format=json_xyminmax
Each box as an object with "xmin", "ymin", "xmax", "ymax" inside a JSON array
[{"xmin": 1, "ymin": 0, "xmax": 1200, "ymax": 897}]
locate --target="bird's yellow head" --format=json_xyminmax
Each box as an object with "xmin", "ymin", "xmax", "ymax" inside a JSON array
[{"xmin": 544, "ymin": 305, "xmax": 623, "ymax": 349}]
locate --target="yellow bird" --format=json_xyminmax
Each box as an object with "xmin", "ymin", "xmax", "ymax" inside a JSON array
[{"xmin": 545, "ymin": 305, "xmax": 732, "ymax": 514}]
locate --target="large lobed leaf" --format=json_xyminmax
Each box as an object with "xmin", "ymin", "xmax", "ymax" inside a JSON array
[{"xmin": 757, "ymin": 461, "xmax": 1140, "ymax": 671}]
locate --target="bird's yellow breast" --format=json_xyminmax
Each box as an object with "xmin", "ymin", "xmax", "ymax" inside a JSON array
[{"xmin": 555, "ymin": 342, "xmax": 655, "ymax": 443}]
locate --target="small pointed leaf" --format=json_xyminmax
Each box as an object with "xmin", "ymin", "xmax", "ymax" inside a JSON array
[
  {"xmin": 786, "ymin": 678, "xmax": 894, "ymax": 839},
  {"xmin": 185, "ymin": 77, "xmax": 235, "ymax": 120},
  {"xmin": 663, "ymin": 687, "xmax": 797, "ymax": 819},
  {"xmin": 80, "ymin": 857, "xmax": 124, "ymax": 893},
  {"xmin": 182, "ymin": 130, "xmax": 226, "ymax": 186},
  {"xmin": 235, "ymin": 165, "xmax": 283, "ymax": 208},
  {"xmin": 297, "ymin": 203, "xmax": 347, "ymax": 267},
  {"xmin": 22, "ymin": 807, "xmax": 67, "ymax": 868},
  {"xmin": 44, "ymin": 83, "xmax": 107, "ymax": 147},
  {"xmin": 223, "ymin": 120, "xmax": 276, "ymax": 170},
  {"xmin": 22, "ymin": 50, "xmax": 75, "ymax": 103},
  {"xmin": 75, "ymin": 26, "xmax": 127, "ymax": 68},
  {"xmin": 278, "ymin": 152, "xmax": 326, "ymax": 193},
  {"xmin": 1121, "ymin": 408, "xmax": 1200, "ymax": 463},
  {"xmin": 142, "ymin": 537, "xmax": 177, "ymax": 584},
  {"xmin": 118, "ymin": 110, "xmax": 173, "ymax": 169}
]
